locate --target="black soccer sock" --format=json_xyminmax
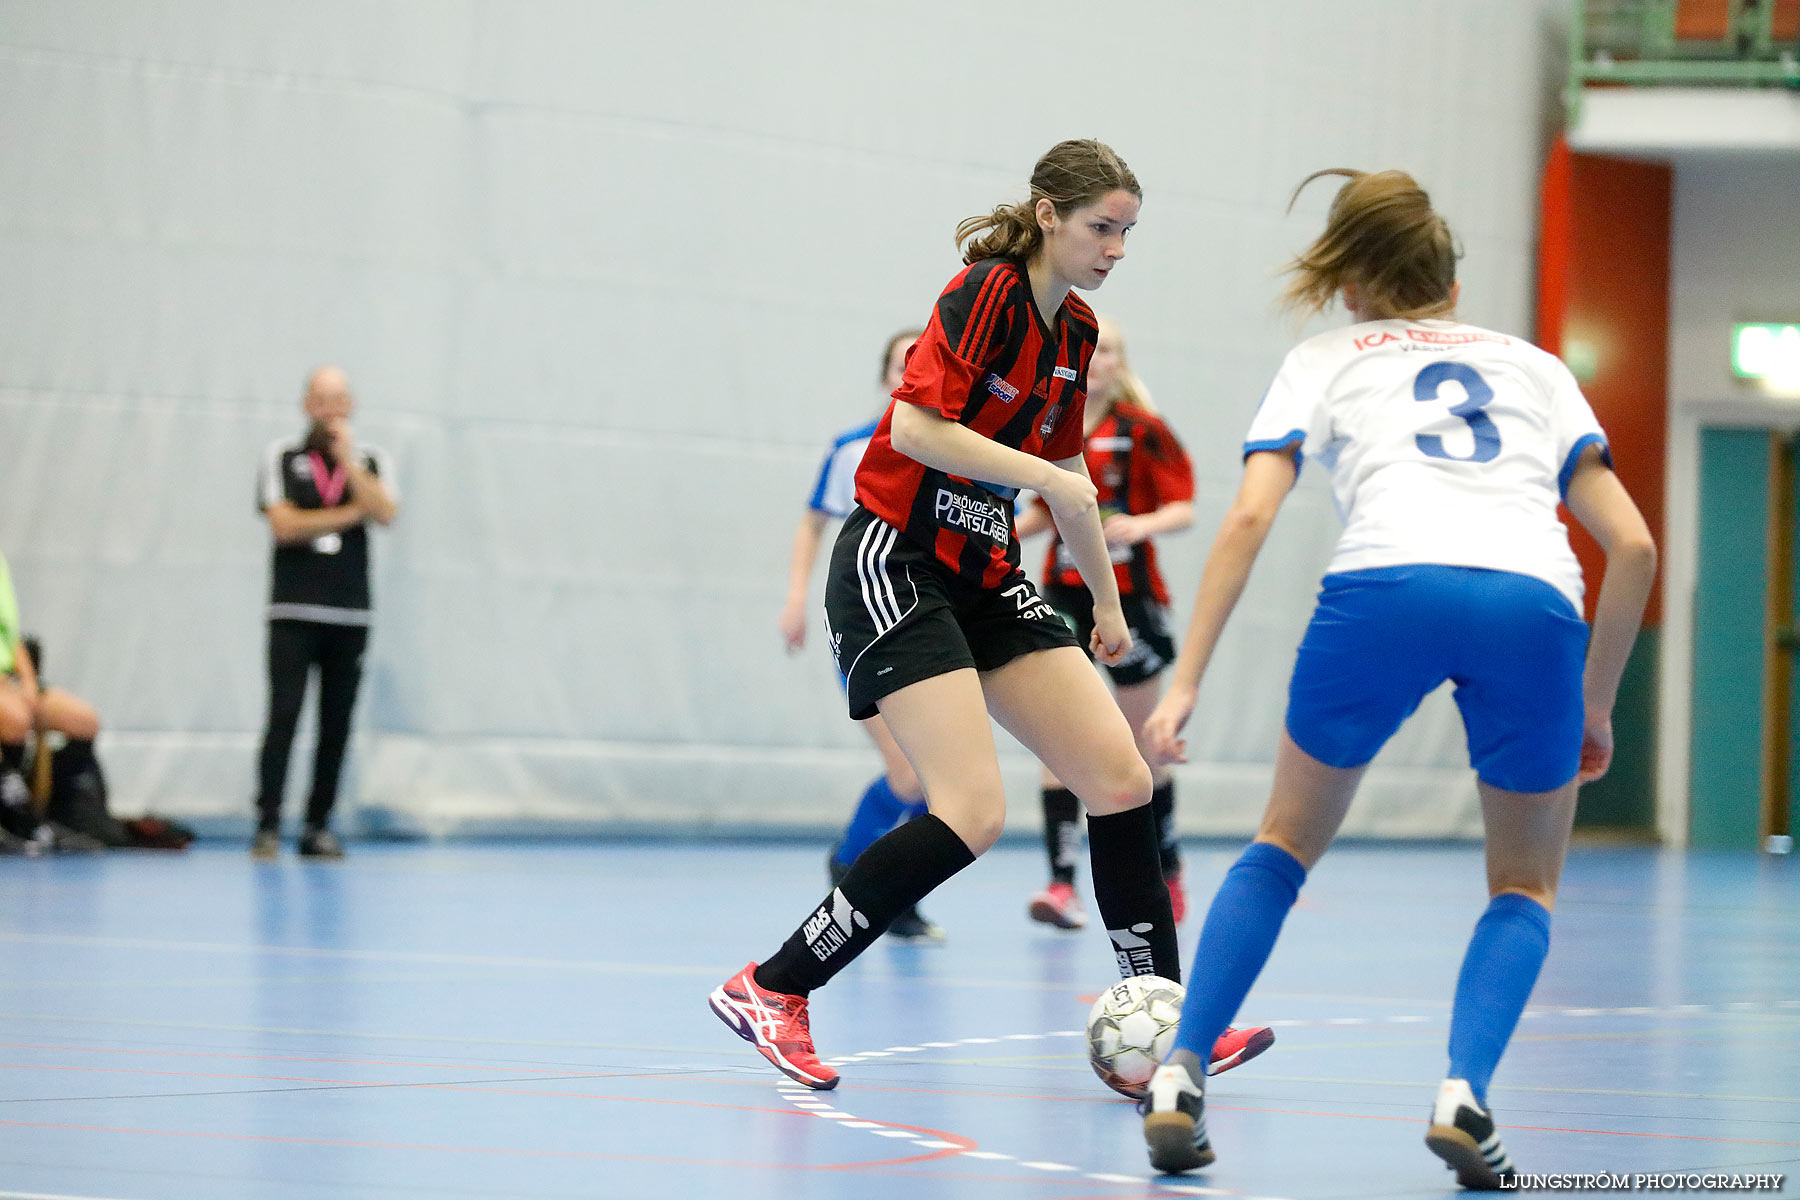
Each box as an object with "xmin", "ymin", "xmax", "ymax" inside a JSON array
[
  {"xmin": 1087, "ymin": 804, "xmax": 1181, "ymax": 984},
  {"xmin": 1151, "ymin": 780, "xmax": 1181, "ymax": 875},
  {"xmin": 1041, "ymin": 786, "xmax": 1082, "ymax": 885},
  {"xmin": 0, "ymin": 742, "xmax": 31, "ymax": 837},
  {"xmin": 755, "ymin": 812, "xmax": 976, "ymax": 997}
]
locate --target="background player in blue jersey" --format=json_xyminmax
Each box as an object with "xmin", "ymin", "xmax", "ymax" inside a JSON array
[
  {"xmin": 1136, "ymin": 169, "xmax": 1657, "ymax": 1187},
  {"xmin": 778, "ymin": 328, "xmax": 942, "ymax": 941}
]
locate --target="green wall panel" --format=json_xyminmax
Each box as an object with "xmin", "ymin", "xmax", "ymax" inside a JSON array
[{"xmin": 1690, "ymin": 428, "xmax": 1768, "ymax": 850}]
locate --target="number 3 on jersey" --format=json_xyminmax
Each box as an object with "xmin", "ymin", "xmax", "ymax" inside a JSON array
[{"xmin": 1414, "ymin": 361, "xmax": 1499, "ymax": 463}]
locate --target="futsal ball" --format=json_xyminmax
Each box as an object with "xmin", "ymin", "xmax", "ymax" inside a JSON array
[{"xmin": 1085, "ymin": 974, "xmax": 1185, "ymax": 1099}]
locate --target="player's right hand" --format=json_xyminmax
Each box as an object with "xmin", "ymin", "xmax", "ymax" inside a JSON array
[
  {"xmin": 1577, "ymin": 712, "xmax": 1613, "ymax": 783},
  {"xmin": 1141, "ymin": 690, "xmax": 1196, "ymax": 766},
  {"xmin": 1090, "ymin": 603, "xmax": 1133, "ymax": 666},
  {"xmin": 778, "ymin": 599, "xmax": 807, "ymax": 654}
]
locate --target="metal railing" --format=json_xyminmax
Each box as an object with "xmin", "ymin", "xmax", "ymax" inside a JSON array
[{"xmin": 1570, "ymin": 0, "xmax": 1800, "ymax": 120}]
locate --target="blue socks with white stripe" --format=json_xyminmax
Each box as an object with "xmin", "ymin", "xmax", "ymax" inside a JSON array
[
  {"xmin": 834, "ymin": 776, "xmax": 925, "ymax": 867},
  {"xmin": 1448, "ymin": 892, "xmax": 1551, "ymax": 1107},
  {"xmin": 1171, "ymin": 840, "xmax": 1307, "ymax": 1063}
]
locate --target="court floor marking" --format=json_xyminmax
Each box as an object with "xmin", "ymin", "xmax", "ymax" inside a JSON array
[
  {"xmin": 773, "ymin": 1052, "xmax": 1299, "ymax": 1199},
  {"xmin": 787, "ymin": 1021, "xmax": 1800, "ymax": 1196}
]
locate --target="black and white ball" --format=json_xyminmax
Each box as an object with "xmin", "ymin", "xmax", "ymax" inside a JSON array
[{"xmin": 1085, "ymin": 974, "xmax": 1186, "ymax": 1098}]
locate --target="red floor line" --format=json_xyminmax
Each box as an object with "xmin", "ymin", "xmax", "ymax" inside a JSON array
[{"xmin": 0, "ymin": 1117, "xmax": 973, "ymax": 1172}]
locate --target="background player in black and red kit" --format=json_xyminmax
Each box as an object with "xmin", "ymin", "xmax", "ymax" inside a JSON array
[
  {"xmin": 1015, "ymin": 317, "xmax": 1200, "ymax": 929},
  {"xmin": 710, "ymin": 140, "xmax": 1272, "ymax": 1091}
]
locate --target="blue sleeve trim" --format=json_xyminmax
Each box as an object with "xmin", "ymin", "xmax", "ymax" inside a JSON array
[
  {"xmin": 806, "ymin": 447, "xmax": 836, "ymax": 512},
  {"xmin": 1243, "ymin": 428, "xmax": 1306, "ymax": 472},
  {"xmin": 1558, "ymin": 434, "xmax": 1612, "ymax": 499}
]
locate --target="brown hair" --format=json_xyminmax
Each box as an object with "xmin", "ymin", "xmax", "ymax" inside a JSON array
[
  {"xmin": 956, "ymin": 139, "xmax": 1141, "ymax": 265},
  {"xmin": 1281, "ymin": 168, "xmax": 1458, "ymax": 320},
  {"xmin": 879, "ymin": 328, "xmax": 925, "ymax": 382}
]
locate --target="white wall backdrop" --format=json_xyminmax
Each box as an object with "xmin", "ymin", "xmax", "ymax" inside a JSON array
[{"xmin": 0, "ymin": 1, "xmax": 1566, "ymax": 837}]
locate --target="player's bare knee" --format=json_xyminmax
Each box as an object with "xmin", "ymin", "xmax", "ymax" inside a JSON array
[
  {"xmin": 886, "ymin": 761, "xmax": 922, "ymax": 803},
  {"xmin": 0, "ymin": 699, "xmax": 30, "ymax": 745},
  {"xmin": 1081, "ymin": 756, "xmax": 1153, "ymax": 817},
  {"xmin": 47, "ymin": 695, "xmax": 100, "ymax": 741},
  {"xmin": 934, "ymin": 795, "xmax": 1006, "ymax": 855}
]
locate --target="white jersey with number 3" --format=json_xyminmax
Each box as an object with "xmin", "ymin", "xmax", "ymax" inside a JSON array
[{"xmin": 1245, "ymin": 318, "xmax": 1609, "ymax": 611}]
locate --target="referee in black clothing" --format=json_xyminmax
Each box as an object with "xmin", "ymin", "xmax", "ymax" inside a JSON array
[{"xmin": 252, "ymin": 366, "xmax": 398, "ymax": 858}]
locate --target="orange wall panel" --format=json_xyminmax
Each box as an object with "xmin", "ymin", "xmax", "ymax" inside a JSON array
[{"xmin": 1537, "ymin": 134, "xmax": 1670, "ymax": 626}]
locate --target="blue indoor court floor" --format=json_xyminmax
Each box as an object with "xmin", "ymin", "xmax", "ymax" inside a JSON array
[{"xmin": 0, "ymin": 840, "xmax": 1794, "ymax": 1200}]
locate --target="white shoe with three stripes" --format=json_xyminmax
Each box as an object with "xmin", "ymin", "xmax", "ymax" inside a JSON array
[{"xmin": 1425, "ymin": 1077, "xmax": 1517, "ymax": 1190}]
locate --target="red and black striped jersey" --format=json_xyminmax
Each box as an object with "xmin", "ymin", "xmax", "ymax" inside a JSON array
[
  {"xmin": 1037, "ymin": 404, "xmax": 1194, "ymax": 605},
  {"xmin": 855, "ymin": 257, "xmax": 1097, "ymax": 588}
]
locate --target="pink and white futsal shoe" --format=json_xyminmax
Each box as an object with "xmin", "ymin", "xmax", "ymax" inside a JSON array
[{"xmin": 709, "ymin": 962, "xmax": 839, "ymax": 1090}]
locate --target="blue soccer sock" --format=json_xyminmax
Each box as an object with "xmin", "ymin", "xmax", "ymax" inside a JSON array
[
  {"xmin": 1172, "ymin": 841, "xmax": 1307, "ymax": 1064},
  {"xmin": 834, "ymin": 776, "xmax": 910, "ymax": 866},
  {"xmin": 1447, "ymin": 892, "xmax": 1551, "ymax": 1107}
]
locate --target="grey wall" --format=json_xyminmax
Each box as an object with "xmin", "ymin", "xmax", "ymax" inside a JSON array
[{"xmin": 0, "ymin": 1, "xmax": 1566, "ymax": 837}]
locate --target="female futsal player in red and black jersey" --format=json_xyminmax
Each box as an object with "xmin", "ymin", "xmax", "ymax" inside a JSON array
[
  {"xmin": 1015, "ymin": 317, "xmax": 1202, "ymax": 928},
  {"xmin": 711, "ymin": 140, "xmax": 1271, "ymax": 1091}
]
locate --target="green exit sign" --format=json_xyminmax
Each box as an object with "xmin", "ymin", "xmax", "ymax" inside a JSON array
[{"xmin": 1732, "ymin": 323, "xmax": 1800, "ymax": 383}]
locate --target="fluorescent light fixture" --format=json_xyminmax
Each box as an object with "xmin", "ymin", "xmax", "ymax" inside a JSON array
[{"xmin": 1733, "ymin": 323, "xmax": 1800, "ymax": 387}]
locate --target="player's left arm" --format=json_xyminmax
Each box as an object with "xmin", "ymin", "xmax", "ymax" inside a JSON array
[
  {"xmin": 1049, "ymin": 453, "xmax": 1132, "ymax": 665},
  {"xmin": 1564, "ymin": 447, "xmax": 1657, "ymax": 782},
  {"xmin": 1101, "ymin": 420, "xmax": 1196, "ymax": 546},
  {"xmin": 1102, "ymin": 500, "xmax": 1193, "ymax": 546}
]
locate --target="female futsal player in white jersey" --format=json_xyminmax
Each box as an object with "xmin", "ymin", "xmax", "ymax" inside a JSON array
[{"xmin": 1136, "ymin": 169, "xmax": 1656, "ymax": 1187}]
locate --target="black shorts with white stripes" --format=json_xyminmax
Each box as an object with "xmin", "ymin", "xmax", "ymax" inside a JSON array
[
  {"xmin": 824, "ymin": 506, "xmax": 1080, "ymax": 720},
  {"xmin": 1042, "ymin": 581, "xmax": 1178, "ymax": 687}
]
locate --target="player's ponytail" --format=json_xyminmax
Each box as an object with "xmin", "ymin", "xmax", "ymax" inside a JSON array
[
  {"xmin": 1281, "ymin": 168, "xmax": 1458, "ymax": 321},
  {"xmin": 957, "ymin": 139, "xmax": 1141, "ymax": 266}
]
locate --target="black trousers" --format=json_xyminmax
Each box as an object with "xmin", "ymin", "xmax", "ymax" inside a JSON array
[{"xmin": 257, "ymin": 619, "xmax": 368, "ymax": 832}]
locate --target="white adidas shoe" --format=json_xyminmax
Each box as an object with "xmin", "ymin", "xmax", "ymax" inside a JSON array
[{"xmin": 1425, "ymin": 1077, "xmax": 1518, "ymax": 1190}]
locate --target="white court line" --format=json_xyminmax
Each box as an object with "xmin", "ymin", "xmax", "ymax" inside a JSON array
[{"xmin": 1020, "ymin": 1161, "xmax": 1079, "ymax": 1171}]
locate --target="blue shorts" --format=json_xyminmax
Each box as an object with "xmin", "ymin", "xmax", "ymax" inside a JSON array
[{"xmin": 1285, "ymin": 565, "xmax": 1589, "ymax": 793}]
